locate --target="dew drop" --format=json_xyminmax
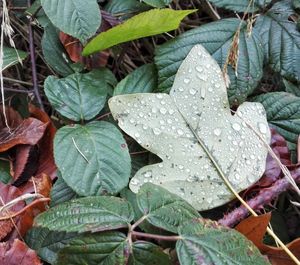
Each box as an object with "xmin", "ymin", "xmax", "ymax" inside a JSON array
[
  {"xmin": 258, "ymin": 122, "xmax": 268, "ymax": 134},
  {"xmin": 183, "ymin": 78, "xmax": 190, "ymax": 84},
  {"xmin": 200, "ymin": 87, "xmax": 206, "ymax": 99},
  {"xmin": 153, "ymin": 128, "xmax": 161, "ymax": 135},
  {"xmin": 189, "ymin": 88, "xmax": 197, "ymax": 95},
  {"xmin": 196, "ymin": 66, "xmax": 203, "ymax": 73},
  {"xmin": 134, "ymin": 132, "xmax": 140, "ymax": 138},
  {"xmin": 151, "ymin": 107, "xmax": 157, "ymax": 113},
  {"xmin": 167, "ymin": 119, "xmax": 172, "ymax": 124},
  {"xmin": 143, "ymin": 171, "xmax": 152, "ymax": 178},
  {"xmin": 179, "ymin": 87, "xmax": 184, "ymax": 92},
  {"xmin": 168, "ymin": 109, "xmax": 175, "ymax": 115},
  {"xmin": 160, "ymin": 108, "xmax": 167, "ymax": 114},
  {"xmin": 131, "ymin": 178, "xmax": 139, "ymax": 185},
  {"xmin": 156, "ymin": 94, "xmax": 163, "ymax": 99},
  {"xmin": 177, "ymin": 129, "xmax": 184, "ymax": 136},
  {"xmin": 213, "ymin": 128, "xmax": 222, "ymax": 136},
  {"xmin": 232, "ymin": 123, "xmax": 241, "ymax": 131}
]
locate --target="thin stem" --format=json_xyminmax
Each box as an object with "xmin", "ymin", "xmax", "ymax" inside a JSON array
[
  {"xmin": 27, "ymin": 0, "xmax": 44, "ymax": 110},
  {"xmin": 3, "ymin": 76, "xmax": 43, "ymax": 88},
  {"xmin": 131, "ymin": 231, "xmax": 181, "ymax": 241},
  {"xmin": 131, "ymin": 215, "xmax": 148, "ymax": 231},
  {"xmin": 4, "ymin": 86, "xmax": 33, "ymax": 94}
]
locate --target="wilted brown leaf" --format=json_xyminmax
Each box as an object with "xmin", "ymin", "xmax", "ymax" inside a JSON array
[{"xmin": 0, "ymin": 239, "xmax": 41, "ymax": 265}]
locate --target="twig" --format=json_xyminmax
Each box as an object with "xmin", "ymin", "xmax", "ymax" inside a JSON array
[
  {"xmin": 27, "ymin": 0, "xmax": 44, "ymax": 110},
  {"xmin": 4, "ymin": 86, "xmax": 33, "ymax": 94}
]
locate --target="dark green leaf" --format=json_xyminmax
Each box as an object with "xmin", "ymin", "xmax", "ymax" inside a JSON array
[
  {"xmin": 44, "ymin": 70, "xmax": 108, "ymax": 121},
  {"xmin": 177, "ymin": 219, "xmax": 270, "ymax": 265},
  {"xmin": 208, "ymin": 0, "xmax": 271, "ymax": 12},
  {"xmin": 252, "ymin": 92, "xmax": 300, "ymax": 151},
  {"xmin": 3, "ymin": 46, "xmax": 27, "ymax": 71},
  {"xmin": 142, "ymin": 0, "xmax": 172, "ymax": 8},
  {"xmin": 114, "ymin": 64, "xmax": 157, "ymax": 96},
  {"xmin": 283, "ymin": 79, "xmax": 300, "ymax": 97},
  {"xmin": 25, "ymin": 227, "xmax": 77, "ymax": 264},
  {"xmin": 54, "ymin": 121, "xmax": 131, "ymax": 196},
  {"xmin": 50, "ymin": 174, "xmax": 78, "ymax": 207},
  {"xmin": 34, "ymin": 196, "xmax": 134, "ymax": 232},
  {"xmin": 42, "ymin": 24, "xmax": 74, "ymax": 76},
  {"xmin": 56, "ymin": 232, "xmax": 129, "ymax": 265},
  {"xmin": 293, "ymin": 0, "xmax": 300, "ymax": 10},
  {"xmin": 128, "ymin": 241, "xmax": 172, "ymax": 265},
  {"xmin": 0, "ymin": 160, "xmax": 12, "ymax": 184},
  {"xmin": 155, "ymin": 18, "xmax": 264, "ymax": 105},
  {"xmin": 254, "ymin": 2, "xmax": 300, "ymax": 82},
  {"xmin": 41, "ymin": 0, "xmax": 101, "ymax": 43},
  {"xmin": 137, "ymin": 183, "xmax": 200, "ymax": 233},
  {"xmin": 83, "ymin": 9, "xmax": 196, "ymax": 55}
]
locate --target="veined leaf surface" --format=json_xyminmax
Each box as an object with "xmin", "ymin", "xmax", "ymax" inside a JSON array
[{"xmin": 109, "ymin": 45, "xmax": 270, "ymax": 210}]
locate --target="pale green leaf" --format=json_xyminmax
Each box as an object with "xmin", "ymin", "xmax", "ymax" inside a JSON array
[
  {"xmin": 208, "ymin": 0, "xmax": 271, "ymax": 12},
  {"xmin": 42, "ymin": 24, "xmax": 74, "ymax": 77},
  {"xmin": 83, "ymin": 8, "xmax": 196, "ymax": 55},
  {"xmin": 34, "ymin": 196, "xmax": 134, "ymax": 232},
  {"xmin": 56, "ymin": 232, "xmax": 129, "ymax": 265},
  {"xmin": 114, "ymin": 64, "xmax": 157, "ymax": 96},
  {"xmin": 25, "ymin": 227, "xmax": 77, "ymax": 264},
  {"xmin": 2, "ymin": 46, "xmax": 27, "ymax": 71},
  {"xmin": 142, "ymin": 0, "xmax": 172, "ymax": 8},
  {"xmin": 54, "ymin": 121, "xmax": 131, "ymax": 196},
  {"xmin": 177, "ymin": 219, "xmax": 270, "ymax": 265},
  {"xmin": 252, "ymin": 92, "xmax": 300, "ymax": 152},
  {"xmin": 155, "ymin": 18, "xmax": 264, "ymax": 105},
  {"xmin": 137, "ymin": 183, "xmax": 200, "ymax": 233},
  {"xmin": 41, "ymin": 0, "xmax": 101, "ymax": 43},
  {"xmin": 109, "ymin": 45, "xmax": 270, "ymax": 210},
  {"xmin": 129, "ymin": 241, "xmax": 172, "ymax": 265},
  {"xmin": 44, "ymin": 70, "xmax": 108, "ymax": 121}
]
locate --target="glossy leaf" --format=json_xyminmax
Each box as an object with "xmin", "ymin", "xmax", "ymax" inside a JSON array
[
  {"xmin": 2, "ymin": 46, "xmax": 27, "ymax": 71},
  {"xmin": 41, "ymin": 0, "xmax": 101, "ymax": 43},
  {"xmin": 34, "ymin": 196, "xmax": 134, "ymax": 232},
  {"xmin": 155, "ymin": 18, "xmax": 264, "ymax": 105},
  {"xmin": 137, "ymin": 183, "xmax": 200, "ymax": 233},
  {"xmin": 56, "ymin": 232, "xmax": 129, "ymax": 265},
  {"xmin": 25, "ymin": 227, "xmax": 77, "ymax": 264},
  {"xmin": 252, "ymin": 92, "xmax": 300, "ymax": 151},
  {"xmin": 208, "ymin": 0, "xmax": 271, "ymax": 12},
  {"xmin": 41, "ymin": 24, "xmax": 74, "ymax": 77},
  {"xmin": 109, "ymin": 45, "xmax": 270, "ymax": 210},
  {"xmin": 45, "ymin": 70, "xmax": 108, "ymax": 121},
  {"xmin": 54, "ymin": 121, "xmax": 131, "ymax": 196},
  {"xmin": 114, "ymin": 64, "xmax": 157, "ymax": 95},
  {"xmin": 128, "ymin": 241, "xmax": 172, "ymax": 265},
  {"xmin": 254, "ymin": 2, "xmax": 300, "ymax": 82},
  {"xmin": 177, "ymin": 219, "xmax": 270, "ymax": 265},
  {"xmin": 83, "ymin": 9, "xmax": 195, "ymax": 55}
]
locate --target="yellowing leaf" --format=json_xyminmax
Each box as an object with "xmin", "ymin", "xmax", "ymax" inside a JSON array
[{"xmin": 109, "ymin": 45, "xmax": 271, "ymax": 211}]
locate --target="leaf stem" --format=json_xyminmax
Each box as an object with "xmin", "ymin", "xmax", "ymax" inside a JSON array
[{"xmin": 131, "ymin": 231, "xmax": 181, "ymax": 241}]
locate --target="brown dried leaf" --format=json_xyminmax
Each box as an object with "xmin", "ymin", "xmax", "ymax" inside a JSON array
[{"xmin": 0, "ymin": 239, "xmax": 42, "ymax": 265}]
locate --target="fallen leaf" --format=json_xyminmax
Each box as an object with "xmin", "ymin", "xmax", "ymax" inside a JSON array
[
  {"xmin": 0, "ymin": 118, "xmax": 47, "ymax": 152},
  {"xmin": 109, "ymin": 44, "xmax": 271, "ymax": 211},
  {"xmin": 236, "ymin": 213, "xmax": 300, "ymax": 265},
  {"xmin": 0, "ymin": 107, "xmax": 23, "ymax": 129},
  {"xmin": 0, "ymin": 239, "xmax": 41, "ymax": 265}
]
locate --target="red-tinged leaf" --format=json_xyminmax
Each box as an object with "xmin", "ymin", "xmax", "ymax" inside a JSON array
[
  {"xmin": 0, "ymin": 118, "xmax": 47, "ymax": 152},
  {"xmin": 12, "ymin": 145, "xmax": 39, "ymax": 186},
  {"xmin": 236, "ymin": 213, "xmax": 300, "ymax": 264},
  {"xmin": 0, "ymin": 107, "xmax": 23, "ymax": 129},
  {"xmin": 0, "ymin": 239, "xmax": 42, "ymax": 265},
  {"xmin": 29, "ymin": 105, "xmax": 57, "ymax": 180}
]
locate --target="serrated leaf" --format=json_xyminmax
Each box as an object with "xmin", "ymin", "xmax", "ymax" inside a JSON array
[
  {"xmin": 255, "ymin": 2, "xmax": 300, "ymax": 82},
  {"xmin": 129, "ymin": 241, "xmax": 172, "ymax": 265},
  {"xmin": 25, "ymin": 227, "xmax": 77, "ymax": 264},
  {"xmin": 252, "ymin": 92, "xmax": 300, "ymax": 152},
  {"xmin": 176, "ymin": 219, "xmax": 270, "ymax": 265},
  {"xmin": 41, "ymin": 24, "xmax": 74, "ymax": 77},
  {"xmin": 3, "ymin": 46, "xmax": 27, "ymax": 71},
  {"xmin": 83, "ymin": 8, "xmax": 196, "ymax": 55},
  {"xmin": 41, "ymin": 0, "xmax": 101, "ymax": 43},
  {"xmin": 283, "ymin": 79, "xmax": 300, "ymax": 97},
  {"xmin": 109, "ymin": 45, "xmax": 270, "ymax": 210},
  {"xmin": 54, "ymin": 121, "xmax": 131, "ymax": 196},
  {"xmin": 142, "ymin": 0, "xmax": 172, "ymax": 8},
  {"xmin": 114, "ymin": 64, "xmax": 157, "ymax": 96},
  {"xmin": 137, "ymin": 183, "xmax": 200, "ymax": 233},
  {"xmin": 155, "ymin": 18, "xmax": 264, "ymax": 105},
  {"xmin": 44, "ymin": 70, "xmax": 108, "ymax": 121},
  {"xmin": 208, "ymin": 0, "xmax": 271, "ymax": 12},
  {"xmin": 34, "ymin": 196, "xmax": 134, "ymax": 232},
  {"xmin": 56, "ymin": 232, "xmax": 129, "ymax": 265},
  {"xmin": 50, "ymin": 174, "xmax": 78, "ymax": 207}
]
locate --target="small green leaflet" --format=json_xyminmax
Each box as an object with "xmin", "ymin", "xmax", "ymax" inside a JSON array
[
  {"xmin": 2, "ymin": 46, "xmax": 27, "ymax": 71},
  {"xmin": 109, "ymin": 45, "xmax": 270, "ymax": 210},
  {"xmin": 83, "ymin": 8, "xmax": 196, "ymax": 55}
]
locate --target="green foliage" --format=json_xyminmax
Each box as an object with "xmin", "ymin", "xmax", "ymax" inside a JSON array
[
  {"xmin": 142, "ymin": 0, "xmax": 172, "ymax": 8},
  {"xmin": 283, "ymin": 79, "xmax": 300, "ymax": 97},
  {"xmin": 83, "ymin": 9, "xmax": 196, "ymax": 55},
  {"xmin": 109, "ymin": 45, "xmax": 270, "ymax": 211},
  {"xmin": 176, "ymin": 219, "xmax": 270, "ymax": 265},
  {"xmin": 34, "ymin": 196, "xmax": 134, "ymax": 232},
  {"xmin": 2, "ymin": 46, "xmax": 27, "ymax": 71},
  {"xmin": 208, "ymin": 0, "xmax": 271, "ymax": 12},
  {"xmin": 0, "ymin": 160, "xmax": 12, "ymax": 184},
  {"xmin": 45, "ymin": 71, "xmax": 108, "ymax": 121},
  {"xmin": 41, "ymin": 0, "xmax": 101, "ymax": 43},
  {"xmin": 54, "ymin": 121, "xmax": 131, "ymax": 196},
  {"xmin": 155, "ymin": 18, "xmax": 264, "ymax": 105}
]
